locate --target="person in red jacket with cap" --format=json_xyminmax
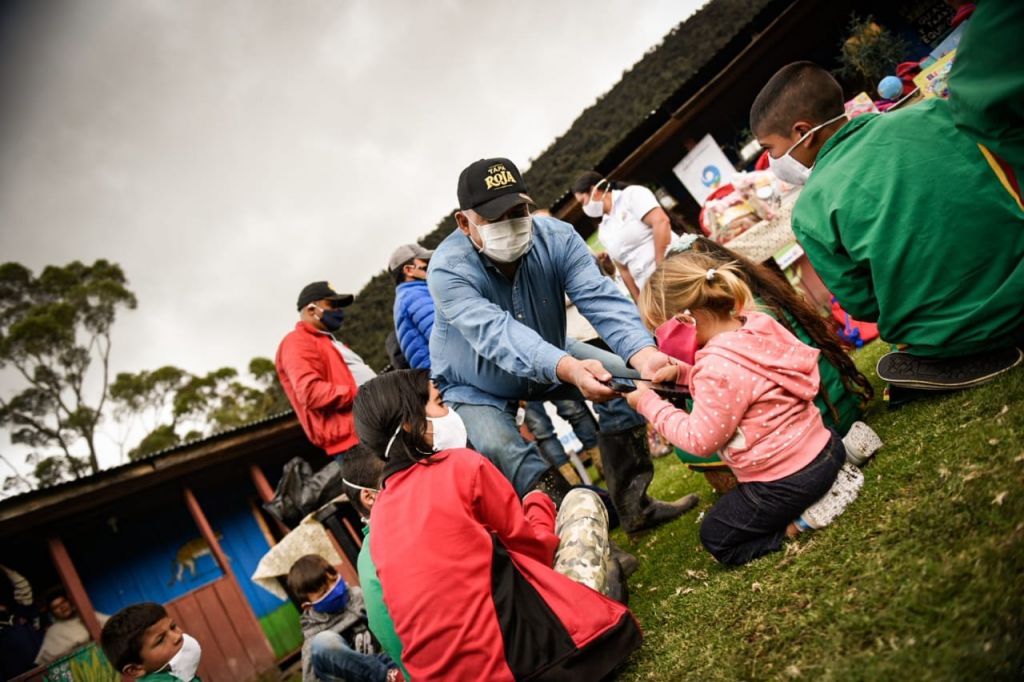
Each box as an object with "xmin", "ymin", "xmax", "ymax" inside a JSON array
[{"xmin": 276, "ymin": 281, "xmax": 377, "ymax": 459}]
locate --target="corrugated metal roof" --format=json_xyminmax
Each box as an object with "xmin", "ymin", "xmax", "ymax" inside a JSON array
[{"xmin": 0, "ymin": 409, "xmax": 297, "ymax": 508}]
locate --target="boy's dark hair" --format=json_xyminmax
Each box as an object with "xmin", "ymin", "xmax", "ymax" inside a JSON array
[
  {"xmin": 750, "ymin": 61, "xmax": 845, "ymax": 136},
  {"xmin": 101, "ymin": 602, "xmax": 168, "ymax": 672},
  {"xmin": 340, "ymin": 445, "xmax": 386, "ymax": 517},
  {"xmin": 287, "ymin": 554, "xmax": 337, "ymax": 600}
]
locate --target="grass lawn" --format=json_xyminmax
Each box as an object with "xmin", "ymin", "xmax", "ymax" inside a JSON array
[{"xmin": 615, "ymin": 341, "xmax": 1023, "ymax": 680}]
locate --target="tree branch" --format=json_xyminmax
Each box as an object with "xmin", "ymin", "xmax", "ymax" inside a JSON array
[
  {"xmin": 0, "ymin": 453, "xmax": 32, "ymax": 487},
  {"xmin": 13, "ymin": 355, "xmax": 75, "ymax": 422}
]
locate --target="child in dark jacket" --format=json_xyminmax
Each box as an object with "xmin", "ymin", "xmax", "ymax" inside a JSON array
[{"xmin": 287, "ymin": 555, "xmax": 400, "ymax": 682}]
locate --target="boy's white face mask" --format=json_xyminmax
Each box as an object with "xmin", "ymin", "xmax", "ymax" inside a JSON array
[
  {"xmin": 767, "ymin": 112, "xmax": 847, "ymax": 186},
  {"xmin": 158, "ymin": 633, "xmax": 202, "ymax": 681}
]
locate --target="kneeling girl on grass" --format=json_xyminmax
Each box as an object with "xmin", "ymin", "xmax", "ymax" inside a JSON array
[
  {"xmin": 627, "ymin": 253, "xmax": 861, "ymax": 566},
  {"xmin": 665, "ymin": 236, "xmax": 880, "ymax": 492}
]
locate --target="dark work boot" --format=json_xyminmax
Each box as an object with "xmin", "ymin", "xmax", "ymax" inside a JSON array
[
  {"xmin": 605, "ymin": 553, "xmax": 630, "ymax": 605},
  {"xmin": 609, "ymin": 540, "xmax": 638, "ymax": 577},
  {"xmin": 599, "ymin": 424, "xmax": 700, "ymax": 538},
  {"xmin": 530, "ymin": 467, "xmax": 573, "ymax": 507}
]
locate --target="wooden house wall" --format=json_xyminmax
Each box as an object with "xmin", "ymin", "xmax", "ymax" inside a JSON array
[
  {"xmin": 165, "ymin": 577, "xmax": 275, "ymax": 682},
  {"xmin": 63, "ymin": 477, "xmax": 302, "ymax": 663}
]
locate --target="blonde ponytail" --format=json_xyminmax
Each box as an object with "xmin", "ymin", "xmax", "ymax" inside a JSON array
[{"xmin": 639, "ymin": 252, "xmax": 753, "ymax": 330}]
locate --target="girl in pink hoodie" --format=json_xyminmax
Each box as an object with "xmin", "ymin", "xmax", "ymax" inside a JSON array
[{"xmin": 626, "ymin": 253, "xmax": 850, "ymax": 565}]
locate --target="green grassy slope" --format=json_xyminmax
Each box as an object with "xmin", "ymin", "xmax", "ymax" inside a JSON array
[{"xmin": 618, "ymin": 341, "xmax": 1023, "ymax": 680}]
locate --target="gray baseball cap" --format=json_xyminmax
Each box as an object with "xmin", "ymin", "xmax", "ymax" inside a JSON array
[{"xmin": 388, "ymin": 243, "xmax": 434, "ymax": 272}]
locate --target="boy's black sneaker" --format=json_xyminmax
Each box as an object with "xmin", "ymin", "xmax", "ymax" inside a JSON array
[{"xmin": 876, "ymin": 347, "xmax": 1022, "ymax": 390}]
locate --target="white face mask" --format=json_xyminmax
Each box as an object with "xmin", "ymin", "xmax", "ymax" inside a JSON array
[
  {"xmin": 767, "ymin": 112, "xmax": 847, "ymax": 186},
  {"xmin": 466, "ymin": 214, "xmax": 533, "ymax": 263},
  {"xmin": 159, "ymin": 633, "xmax": 202, "ymax": 681},
  {"xmin": 582, "ymin": 180, "xmax": 608, "ymax": 218},
  {"xmin": 427, "ymin": 408, "xmax": 468, "ymax": 452}
]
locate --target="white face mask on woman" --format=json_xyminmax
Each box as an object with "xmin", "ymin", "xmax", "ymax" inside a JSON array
[
  {"xmin": 582, "ymin": 180, "xmax": 608, "ymax": 218},
  {"xmin": 466, "ymin": 214, "xmax": 533, "ymax": 263},
  {"xmin": 427, "ymin": 408, "xmax": 468, "ymax": 452},
  {"xmin": 767, "ymin": 112, "xmax": 847, "ymax": 186}
]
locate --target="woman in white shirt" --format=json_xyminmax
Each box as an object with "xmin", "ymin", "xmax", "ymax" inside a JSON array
[{"xmin": 572, "ymin": 171, "xmax": 677, "ymax": 301}]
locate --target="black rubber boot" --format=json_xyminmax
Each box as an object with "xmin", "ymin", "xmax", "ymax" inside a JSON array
[
  {"xmin": 530, "ymin": 467, "xmax": 573, "ymax": 507},
  {"xmin": 599, "ymin": 424, "xmax": 700, "ymax": 538},
  {"xmin": 609, "ymin": 540, "xmax": 638, "ymax": 578},
  {"xmin": 605, "ymin": 553, "xmax": 630, "ymax": 605}
]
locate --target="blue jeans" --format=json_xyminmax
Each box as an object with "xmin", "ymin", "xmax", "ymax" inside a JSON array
[
  {"xmin": 310, "ymin": 630, "xmax": 393, "ymax": 682},
  {"xmin": 553, "ymin": 399, "xmax": 600, "ymax": 449},
  {"xmin": 699, "ymin": 432, "xmax": 845, "ymax": 566},
  {"xmin": 452, "ymin": 341, "xmax": 646, "ymax": 496},
  {"xmin": 524, "ymin": 402, "xmax": 569, "ymax": 467},
  {"xmin": 525, "ymin": 399, "xmax": 601, "ymax": 465}
]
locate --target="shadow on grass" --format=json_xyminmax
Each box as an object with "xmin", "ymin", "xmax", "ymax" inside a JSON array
[{"xmin": 617, "ymin": 341, "xmax": 1024, "ymax": 680}]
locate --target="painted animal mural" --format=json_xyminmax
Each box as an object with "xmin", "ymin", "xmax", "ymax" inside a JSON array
[{"xmin": 168, "ymin": 531, "xmax": 225, "ymax": 586}]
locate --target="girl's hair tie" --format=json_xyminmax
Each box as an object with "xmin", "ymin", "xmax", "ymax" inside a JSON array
[{"xmin": 705, "ymin": 268, "xmax": 717, "ymax": 281}]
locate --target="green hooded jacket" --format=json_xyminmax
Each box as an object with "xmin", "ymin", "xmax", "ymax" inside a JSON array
[
  {"xmin": 791, "ymin": 98, "xmax": 1024, "ymax": 358},
  {"xmin": 357, "ymin": 526, "xmax": 410, "ymax": 681}
]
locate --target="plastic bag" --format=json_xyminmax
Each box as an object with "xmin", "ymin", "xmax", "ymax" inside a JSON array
[{"xmin": 263, "ymin": 457, "xmax": 346, "ymax": 527}]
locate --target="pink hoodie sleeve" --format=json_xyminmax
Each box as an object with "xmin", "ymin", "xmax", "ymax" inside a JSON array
[
  {"xmin": 643, "ymin": 350, "xmax": 693, "ymax": 386},
  {"xmin": 636, "ymin": 367, "xmax": 750, "ymax": 457}
]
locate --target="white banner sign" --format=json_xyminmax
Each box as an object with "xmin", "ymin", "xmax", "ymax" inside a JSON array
[{"xmin": 672, "ymin": 134, "xmax": 736, "ymax": 204}]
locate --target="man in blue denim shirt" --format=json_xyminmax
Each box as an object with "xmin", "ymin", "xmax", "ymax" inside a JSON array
[{"xmin": 428, "ymin": 157, "xmax": 698, "ymax": 535}]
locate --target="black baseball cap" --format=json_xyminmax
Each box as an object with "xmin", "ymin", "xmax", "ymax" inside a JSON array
[
  {"xmin": 457, "ymin": 157, "xmax": 535, "ymax": 220},
  {"xmin": 296, "ymin": 281, "xmax": 354, "ymax": 311}
]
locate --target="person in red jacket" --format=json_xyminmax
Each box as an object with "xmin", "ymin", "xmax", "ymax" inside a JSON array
[
  {"xmin": 276, "ymin": 281, "xmax": 376, "ymax": 459},
  {"xmin": 353, "ymin": 369, "xmax": 641, "ymax": 681}
]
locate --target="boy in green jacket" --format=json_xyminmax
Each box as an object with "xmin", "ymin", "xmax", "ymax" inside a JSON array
[
  {"xmin": 341, "ymin": 447, "xmax": 410, "ymax": 681},
  {"xmin": 750, "ymin": 61, "xmax": 1024, "ymax": 392},
  {"xmin": 101, "ymin": 603, "xmax": 201, "ymax": 681}
]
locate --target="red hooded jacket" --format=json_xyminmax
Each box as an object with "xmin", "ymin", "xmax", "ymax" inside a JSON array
[{"xmin": 275, "ymin": 321, "xmax": 359, "ymax": 456}]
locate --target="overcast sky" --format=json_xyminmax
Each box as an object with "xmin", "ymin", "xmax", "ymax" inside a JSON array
[{"xmin": 0, "ymin": 0, "xmax": 705, "ymax": 473}]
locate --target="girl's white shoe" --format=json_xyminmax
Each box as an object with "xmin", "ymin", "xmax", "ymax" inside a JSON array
[
  {"xmin": 797, "ymin": 463, "xmax": 864, "ymax": 530},
  {"xmin": 842, "ymin": 421, "xmax": 883, "ymax": 467}
]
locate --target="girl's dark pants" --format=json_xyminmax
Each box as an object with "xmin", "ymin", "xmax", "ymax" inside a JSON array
[{"xmin": 700, "ymin": 432, "xmax": 845, "ymax": 566}]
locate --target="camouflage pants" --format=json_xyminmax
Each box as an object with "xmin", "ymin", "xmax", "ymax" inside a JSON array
[{"xmin": 553, "ymin": 488, "xmax": 612, "ymax": 595}]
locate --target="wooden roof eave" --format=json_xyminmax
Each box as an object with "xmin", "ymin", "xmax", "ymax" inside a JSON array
[{"xmin": 0, "ymin": 416, "xmax": 305, "ymax": 536}]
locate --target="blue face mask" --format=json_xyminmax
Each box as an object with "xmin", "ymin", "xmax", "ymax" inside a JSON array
[
  {"xmin": 310, "ymin": 575, "xmax": 350, "ymax": 614},
  {"xmin": 317, "ymin": 306, "xmax": 345, "ymax": 331}
]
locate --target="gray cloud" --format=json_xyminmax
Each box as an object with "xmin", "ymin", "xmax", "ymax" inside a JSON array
[{"xmin": 0, "ymin": 0, "xmax": 705, "ymax": 469}]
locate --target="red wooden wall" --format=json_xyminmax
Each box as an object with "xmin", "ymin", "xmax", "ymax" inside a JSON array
[{"xmin": 165, "ymin": 576, "xmax": 276, "ymax": 682}]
